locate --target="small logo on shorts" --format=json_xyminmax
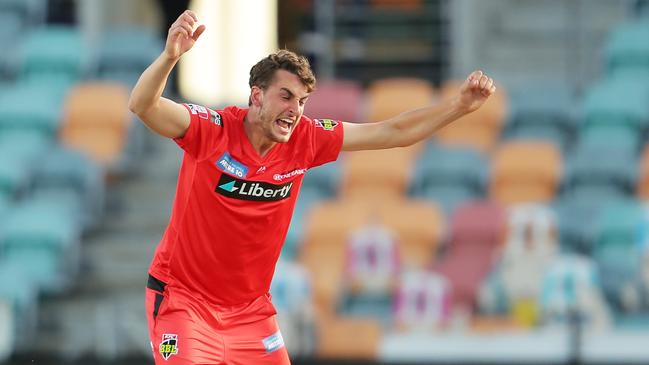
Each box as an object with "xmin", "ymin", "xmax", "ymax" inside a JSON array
[
  {"xmin": 262, "ymin": 331, "xmax": 285, "ymax": 353},
  {"xmin": 159, "ymin": 334, "xmax": 179, "ymax": 360}
]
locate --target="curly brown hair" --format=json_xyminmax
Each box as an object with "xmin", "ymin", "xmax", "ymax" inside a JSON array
[{"xmin": 248, "ymin": 50, "xmax": 316, "ymax": 105}]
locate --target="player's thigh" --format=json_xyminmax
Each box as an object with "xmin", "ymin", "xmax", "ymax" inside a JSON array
[
  {"xmin": 226, "ymin": 315, "xmax": 291, "ymax": 365},
  {"xmin": 147, "ymin": 288, "xmax": 226, "ymax": 364}
]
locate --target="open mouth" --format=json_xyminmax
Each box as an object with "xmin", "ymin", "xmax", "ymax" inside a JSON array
[{"xmin": 275, "ymin": 118, "xmax": 293, "ymax": 134}]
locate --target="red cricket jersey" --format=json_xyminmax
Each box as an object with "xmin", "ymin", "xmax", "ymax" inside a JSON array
[{"xmin": 148, "ymin": 104, "xmax": 343, "ymax": 305}]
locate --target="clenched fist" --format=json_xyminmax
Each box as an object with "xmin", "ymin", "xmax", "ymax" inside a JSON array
[
  {"xmin": 455, "ymin": 70, "xmax": 497, "ymax": 114},
  {"xmin": 164, "ymin": 10, "xmax": 206, "ymax": 60}
]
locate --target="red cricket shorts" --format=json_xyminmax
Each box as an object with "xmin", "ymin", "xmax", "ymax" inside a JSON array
[{"xmin": 145, "ymin": 274, "xmax": 291, "ymax": 365}]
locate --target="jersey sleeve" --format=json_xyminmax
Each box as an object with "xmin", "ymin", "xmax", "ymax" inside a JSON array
[
  {"xmin": 308, "ymin": 118, "xmax": 344, "ymax": 168},
  {"xmin": 173, "ymin": 103, "xmax": 224, "ymax": 160}
]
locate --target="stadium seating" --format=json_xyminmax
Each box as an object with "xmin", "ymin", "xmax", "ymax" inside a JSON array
[
  {"xmin": 490, "ymin": 140, "xmax": 562, "ymax": 205},
  {"xmin": 365, "ymin": 77, "xmax": 436, "ymax": 122},
  {"xmin": 434, "ymin": 201, "xmax": 506, "ymax": 310},
  {"xmin": 0, "ymin": 81, "xmax": 66, "ymax": 137},
  {"xmin": 270, "ymin": 260, "xmax": 316, "ymax": 356},
  {"xmin": 435, "ymin": 80, "xmax": 508, "ymax": 153},
  {"xmin": 637, "ymin": 145, "xmax": 649, "ymax": 199},
  {"xmin": 0, "ymin": 259, "xmax": 39, "ymax": 351},
  {"xmin": 539, "ymin": 255, "xmax": 610, "ymax": 330},
  {"xmin": 592, "ymin": 199, "xmax": 646, "ymax": 312},
  {"xmin": 410, "ymin": 142, "xmax": 487, "ymax": 214},
  {"xmin": 340, "ymin": 222, "xmax": 400, "ymax": 322},
  {"xmin": 315, "ymin": 314, "xmax": 382, "ymax": 359},
  {"xmin": 392, "ymin": 269, "xmax": 452, "ymax": 331},
  {"xmin": 555, "ymin": 192, "xmax": 610, "ymax": 255},
  {"xmin": 18, "ymin": 26, "xmax": 86, "ymax": 85},
  {"xmin": 604, "ymin": 19, "xmax": 649, "ymax": 74},
  {"xmin": 581, "ymin": 72, "xmax": 649, "ymax": 135},
  {"xmin": 59, "ymin": 82, "xmax": 132, "ymax": 171},
  {"xmin": 341, "ymin": 147, "xmax": 419, "ymax": 199},
  {"xmin": 301, "ymin": 198, "xmax": 444, "ymax": 315},
  {"xmin": 30, "ymin": 145, "xmax": 105, "ymax": 231},
  {"xmin": 94, "ymin": 27, "xmax": 162, "ymax": 87},
  {"xmin": 303, "ymin": 79, "xmax": 364, "ymax": 122},
  {"xmin": 503, "ymin": 82, "xmax": 577, "ymax": 152},
  {"xmin": 577, "ymin": 124, "xmax": 642, "ymax": 156},
  {"xmin": 563, "ymin": 145, "xmax": 637, "ymax": 197},
  {"xmin": 0, "ymin": 194, "xmax": 81, "ymax": 293}
]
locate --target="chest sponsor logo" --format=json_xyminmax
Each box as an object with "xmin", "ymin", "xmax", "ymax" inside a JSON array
[
  {"xmin": 262, "ymin": 331, "xmax": 285, "ymax": 353},
  {"xmin": 216, "ymin": 175, "xmax": 293, "ymax": 201},
  {"xmin": 314, "ymin": 118, "xmax": 338, "ymax": 131},
  {"xmin": 216, "ymin": 152, "xmax": 249, "ymax": 178},
  {"xmin": 273, "ymin": 168, "xmax": 307, "ymax": 181},
  {"xmin": 159, "ymin": 334, "xmax": 179, "ymax": 360}
]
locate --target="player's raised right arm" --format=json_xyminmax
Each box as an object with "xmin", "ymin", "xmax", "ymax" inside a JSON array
[{"xmin": 128, "ymin": 10, "xmax": 206, "ymax": 139}]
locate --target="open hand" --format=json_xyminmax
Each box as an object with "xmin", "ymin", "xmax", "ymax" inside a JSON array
[
  {"xmin": 164, "ymin": 10, "xmax": 206, "ymax": 60},
  {"xmin": 456, "ymin": 70, "xmax": 496, "ymax": 113}
]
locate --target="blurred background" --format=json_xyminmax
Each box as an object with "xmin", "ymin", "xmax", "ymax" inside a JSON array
[{"xmin": 1, "ymin": 0, "xmax": 649, "ymax": 364}]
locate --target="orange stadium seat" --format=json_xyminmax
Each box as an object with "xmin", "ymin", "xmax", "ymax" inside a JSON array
[
  {"xmin": 300, "ymin": 198, "xmax": 445, "ymax": 314},
  {"xmin": 341, "ymin": 146, "xmax": 420, "ymax": 199},
  {"xmin": 59, "ymin": 82, "xmax": 131, "ymax": 170},
  {"xmin": 435, "ymin": 79, "xmax": 508, "ymax": 153},
  {"xmin": 490, "ymin": 140, "xmax": 562, "ymax": 205},
  {"xmin": 365, "ymin": 77, "xmax": 436, "ymax": 123},
  {"xmin": 315, "ymin": 314, "xmax": 382, "ymax": 359},
  {"xmin": 637, "ymin": 145, "xmax": 649, "ymax": 199}
]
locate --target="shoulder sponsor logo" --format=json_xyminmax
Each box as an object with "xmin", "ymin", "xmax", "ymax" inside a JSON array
[
  {"xmin": 209, "ymin": 109, "xmax": 222, "ymax": 126},
  {"xmin": 159, "ymin": 334, "xmax": 179, "ymax": 360},
  {"xmin": 273, "ymin": 168, "xmax": 307, "ymax": 181},
  {"xmin": 186, "ymin": 103, "xmax": 209, "ymax": 120},
  {"xmin": 314, "ymin": 118, "xmax": 338, "ymax": 131},
  {"xmin": 216, "ymin": 152, "xmax": 249, "ymax": 178},
  {"xmin": 216, "ymin": 175, "xmax": 293, "ymax": 202},
  {"xmin": 262, "ymin": 331, "xmax": 285, "ymax": 353}
]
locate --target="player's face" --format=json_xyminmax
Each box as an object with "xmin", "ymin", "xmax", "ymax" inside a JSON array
[{"xmin": 257, "ymin": 70, "xmax": 310, "ymax": 143}]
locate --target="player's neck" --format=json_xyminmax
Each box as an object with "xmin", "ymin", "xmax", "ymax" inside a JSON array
[{"xmin": 243, "ymin": 114, "xmax": 276, "ymax": 158}]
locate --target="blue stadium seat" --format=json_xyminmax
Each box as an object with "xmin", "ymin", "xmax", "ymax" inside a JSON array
[
  {"xmin": 94, "ymin": 27, "xmax": 162, "ymax": 86},
  {"xmin": 302, "ymin": 159, "xmax": 342, "ymax": 199},
  {"xmin": 410, "ymin": 143, "xmax": 487, "ymax": 213},
  {"xmin": 18, "ymin": 26, "xmax": 86, "ymax": 84},
  {"xmin": 0, "ymin": 82, "xmax": 67, "ymax": 137},
  {"xmin": 0, "ymin": 260, "xmax": 39, "ymax": 351},
  {"xmin": 593, "ymin": 200, "xmax": 646, "ymax": 313},
  {"xmin": 0, "ymin": 194, "xmax": 82, "ymax": 293},
  {"xmin": 563, "ymin": 145, "xmax": 638, "ymax": 197},
  {"xmin": 504, "ymin": 82, "xmax": 577, "ymax": 151},
  {"xmin": 581, "ymin": 72, "xmax": 649, "ymax": 135},
  {"xmin": 282, "ymin": 188, "xmax": 324, "ymax": 260},
  {"xmin": 604, "ymin": 20, "xmax": 649, "ymax": 74},
  {"xmin": 31, "ymin": 145, "xmax": 105, "ymax": 231}
]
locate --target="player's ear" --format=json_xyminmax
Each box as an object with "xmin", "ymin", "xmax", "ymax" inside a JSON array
[{"xmin": 250, "ymin": 86, "xmax": 263, "ymax": 107}]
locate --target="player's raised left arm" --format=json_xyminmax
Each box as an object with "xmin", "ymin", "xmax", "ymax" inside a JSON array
[{"xmin": 341, "ymin": 70, "xmax": 496, "ymax": 151}]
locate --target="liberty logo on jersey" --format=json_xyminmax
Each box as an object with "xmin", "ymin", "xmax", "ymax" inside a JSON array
[
  {"xmin": 216, "ymin": 175, "xmax": 293, "ymax": 201},
  {"xmin": 159, "ymin": 334, "xmax": 179, "ymax": 360},
  {"xmin": 216, "ymin": 152, "xmax": 249, "ymax": 178}
]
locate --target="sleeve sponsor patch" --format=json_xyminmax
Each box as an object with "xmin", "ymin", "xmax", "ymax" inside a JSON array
[
  {"xmin": 187, "ymin": 104, "xmax": 222, "ymax": 126},
  {"xmin": 314, "ymin": 118, "xmax": 338, "ymax": 131},
  {"xmin": 209, "ymin": 109, "xmax": 222, "ymax": 126},
  {"xmin": 187, "ymin": 103, "xmax": 209, "ymax": 120}
]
